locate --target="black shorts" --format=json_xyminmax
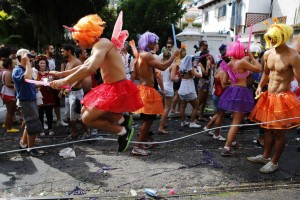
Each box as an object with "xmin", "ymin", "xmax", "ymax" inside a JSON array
[
  {"xmin": 173, "ymin": 80, "xmax": 181, "ymax": 91},
  {"xmin": 53, "ymin": 89, "xmax": 60, "ymax": 106},
  {"xmin": 140, "ymin": 113, "xmax": 157, "ymax": 121}
]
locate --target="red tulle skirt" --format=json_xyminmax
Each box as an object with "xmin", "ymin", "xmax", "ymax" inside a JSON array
[
  {"xmin": 81, "ymin": 80, "xmax": 143, "ymax": 113},
  {"xmin": 249, "ymin": 91, "xmax": 300, "ymax": 129}
]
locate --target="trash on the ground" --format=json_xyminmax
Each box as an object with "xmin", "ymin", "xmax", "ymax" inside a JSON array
[
  {"xmin": 193, "ymin": 190, "xmax": 197, "ymax": 193},
  {"xmin": 295, "ymin": 138, "xmax": 300, "ymax": 141},
  {"xmin": 59, "ymin": 147, "xmax": 76, "ymax": 158},
  {"xmin": 130, "ymin": 189, "xmax": 137, "ymax": 196},
  {"xmin": 102, "ymin": 165, "xmax": 112, "ymax": 170},
  {"xmin": 68, "ymin": 186, "xmax": 86, "ymax": 195},
  {"xmin": 169, "ymin": 189, "xmax": 175, "ymax": 195},
  {"xmin": 145, "ymin": 188, "xmax": 157, "ymax": 197}
]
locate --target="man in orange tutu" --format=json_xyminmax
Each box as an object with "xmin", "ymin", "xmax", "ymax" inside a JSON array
[
  {"xmin": 50, "ymin": 13, "xmax": 143, "ymax": 152},
  {"xmin": 248, "ymin": 23, "xmax": 300, "ymax": 173},
  {"xmin": 131, "ymin": 32, "xmax": 179, "ymax": 156}
]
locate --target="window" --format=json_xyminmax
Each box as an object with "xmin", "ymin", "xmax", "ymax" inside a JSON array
[
  {"xmin": 204, "ymin": 11, "xmax": 209, "ymax": 22},
  {"xmin": 218, "ymin": 5, "xmax": 227, "ymax": 18}
]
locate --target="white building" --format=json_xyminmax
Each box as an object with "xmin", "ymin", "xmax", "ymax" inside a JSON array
[{"xmin": 198, "ymin": 0, "xmax": 272, "ymax": 37}]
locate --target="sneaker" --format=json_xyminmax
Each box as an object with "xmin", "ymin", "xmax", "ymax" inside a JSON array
[
  {"xmin": 131, "ymin": 146, "xmax": 151, "ymax": 156},
  {"xmin": 221, "ymin": 148, "xmax": 236, "ymax": 157},
  {"xmin": 40, "ymin": 132, "xmax": 46, "ymax": 137},
  {"xmin": 19, "ymin": 142, "xmax": 27, "ymax": 151},
  {"xmin": 48, "ymin": 130, "xmax": 55, "ymax": 136},
  {"xmin": 56, "ymin": 120, "xmax": 68, "ymax": 127},
  {"xmin": 213, "ymin": 135, "xmax": 226, "ymax": 141},
  {"xmin": 189, "ymin": 122, "xmax": 201, "ymax": 128},
  {"xmin": 43, "ymin": 122, "xmax": 48, "ymax": 130},
  {"xmin": 259, "ymin": 161, "xmax": 278, "ymax": 173},
  {"xmin": 180, "ymin": 121, "xmax": 189, "ymax": 127},
  {"xmin": 7, "ymin": 128, "xmax": 20, "ymax": 133},
  {"xmin": 27, "ymin": 149, "xmax": 42, "ymax": 157},
  {"xmin": 247, "ymin": 154, "xmax": 271, "ymax": 164},
  {"xmin": 231, "ymin": 142, "xmax": 243, "ymax": 149},
  {"xmin": 118, "ymin": 127, "xmax": 134, "ymax": 152},
  {"xmin": 121, "ymin": 114, "xmax": 133, "ymax": 128},
  {"xmin": 203, "ymin": 126, "xmax": 214, "ymax": 136}
]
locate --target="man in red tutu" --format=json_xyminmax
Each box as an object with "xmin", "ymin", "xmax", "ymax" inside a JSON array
[
  {"xmin": 50, "ymin": 13, "xmax": 143, "ymax": 152},
  {"xmin": 248, "ymin": 22, "xmax": 300, "ymax": 173}
]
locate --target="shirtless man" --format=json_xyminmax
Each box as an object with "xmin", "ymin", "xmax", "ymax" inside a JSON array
[
  {"xmin": 131, "ymin": 31, "xmax": 179, "ymax": 156},
  {"xmin": 248, "ymin": 23, "xmax": 300, "ymax": 173},
  {"xmin": 60, "ymin": 43, "xmax": 89, "ymax": 139},
  {"xmin": 50, "ymin": 14, "xmax": 143, "ymax": 152}
]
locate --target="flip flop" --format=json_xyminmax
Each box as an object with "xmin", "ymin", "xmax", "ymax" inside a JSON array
[{"xmin": 158, "ymin": 130, "xmax": 170, "ymax": 135}]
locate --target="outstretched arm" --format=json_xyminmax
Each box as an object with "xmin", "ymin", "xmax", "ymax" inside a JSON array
[
  {"xmin": 147, "ymin": 49, "xmax": 180, "ymax": 71},
  {"xmin": 50, "ymin": 39, "xmax": 111, "ymax": 89}
]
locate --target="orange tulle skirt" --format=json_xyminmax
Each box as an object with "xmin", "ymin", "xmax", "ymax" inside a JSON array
[
  {"xmin": 134, "ymin": 85, "xmax": 164, "ymax": 115},
  {"xmin": 82, "ymin": 79, "xmax": 143, "ymax": 113},
  {"xmin": 249, "ymin": 91, "xmax": 300, "ymax": 129}
]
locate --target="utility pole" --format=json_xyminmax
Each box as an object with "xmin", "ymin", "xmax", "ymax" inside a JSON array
[{"xmin": 234, "ymin": 0, "xmax": 241, "ymax": 41}]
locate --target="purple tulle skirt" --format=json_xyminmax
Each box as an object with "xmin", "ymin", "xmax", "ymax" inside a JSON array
[{"xmin": 218, "ymin": 85, "xmax": 255, "ymax": 113}]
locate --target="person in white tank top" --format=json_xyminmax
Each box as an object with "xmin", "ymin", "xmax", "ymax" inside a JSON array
[
  {"xmin": 158, "ymin": 51, "xmax": 177, "ymax": 134},
  {"xmin": 1, "ymin": 58, "xmax": 19, "ymax": 133}
]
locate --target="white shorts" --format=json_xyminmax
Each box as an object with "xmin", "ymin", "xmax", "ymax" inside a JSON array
[{"xmin": 65, "ymin": 89, "xmax": 84, "ymax": 121}]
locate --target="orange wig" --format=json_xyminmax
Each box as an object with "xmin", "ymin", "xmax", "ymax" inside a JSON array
[{"xmin": 71, "ymin": 14, "xmax": 106, "ymax": 47}]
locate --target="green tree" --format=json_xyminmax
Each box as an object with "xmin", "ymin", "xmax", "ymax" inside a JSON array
[
  {"xmin": 0, "ymin": 0, "xmax": 114, "ymax": 51},
  {"xmin": 119, "ymin": 0, "xmax": 185, "ymax": 46}
]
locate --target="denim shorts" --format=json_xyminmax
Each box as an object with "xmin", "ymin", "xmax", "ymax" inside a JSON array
[
  {"xmin": 212, "ymin": 94, "xmax": 225, "ymax": 112},
  {"xmin": 179, "ymin": 93, "xmax": 197, "ymax": 101}
]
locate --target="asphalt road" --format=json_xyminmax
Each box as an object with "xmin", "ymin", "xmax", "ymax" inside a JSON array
[{"xmin": 0, "ymin": 102, "xmax": 300, "ymax": 199}]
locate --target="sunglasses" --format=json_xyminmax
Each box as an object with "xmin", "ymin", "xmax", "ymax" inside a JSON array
[{"xmin": 167, "ymin": 46, "xmax": 172, "ymax": 48}]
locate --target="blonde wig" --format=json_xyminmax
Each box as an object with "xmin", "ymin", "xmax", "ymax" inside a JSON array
[{"xmin": 264, "ymin": 23, "xmax": 293, "ymax": 49}]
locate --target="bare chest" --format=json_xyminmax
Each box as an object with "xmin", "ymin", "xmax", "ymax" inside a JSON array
[{"xmin": 267, "ymin": 54, "xmax": 291, "ymax": 73}]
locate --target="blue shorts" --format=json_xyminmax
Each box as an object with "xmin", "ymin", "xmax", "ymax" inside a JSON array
[{"xmin": 212, "ymin": 95, "xmax": 225, "ymax": 112}]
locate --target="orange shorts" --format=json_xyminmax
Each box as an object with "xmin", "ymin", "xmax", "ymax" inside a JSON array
[
  {"xmin": 249, "ymin": 91, "xmax": 300, "ymax": 129},
  {"xmin": 134, "ymin": 85, "xmax": 164, "ymax": 115}
]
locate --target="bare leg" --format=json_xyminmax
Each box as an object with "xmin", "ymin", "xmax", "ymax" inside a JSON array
[
  {"xmin": 190, "ymin": 99, "xmax": 199, "ymax": 121},
  {"xmin": 197, "ymin": 90, "xmax": 208, "ymax": 116},
  {"xmin": 27, "ymin": 134, "xmax": 36, "ymax": 148},
  {"xmin": 137, "ymin": 120, "xmax": 153, "ymax": 146},
  {"xmin": 5, "ymin": 101, "xmax": 17, "ymax": 129},
  {"xmin": 262, "ymin": 130, "xmax": 274, "ymax": 159},
  {"xmin": 180, "ymin": 100, "xmax": 187, "ymax": 122},
  {"xmin": 20, "ymin": 129, "xmax": 28, "ymax": 146},
  {"xmin": 54, "ymin": 106, "xmax": 61, "ymax": 121},
  {"xmin": 82, "ymin": 107, "xmax": 122, "ymax": 134},
  {"xmin": 213, "ymin": 111, "xmax": 225, "ymax": 136},
  {"xmin": 271, "ymin": 130, "xmax": 286, "ymax": 164},
  {"xmin": 171, "ymin": 91, "xmax": 179, "ymax": 113},
  {"xmin": 159, "ymin": 96, "xmax": 172, "ymax": 132},
  {"xmin": 225, "ymin": 112, "xmax": 244, "ymax": 147}
]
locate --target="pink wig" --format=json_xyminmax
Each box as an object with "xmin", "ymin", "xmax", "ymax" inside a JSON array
[{"xmin": 226, "ymin": 40, "xmax": 245, "ymax": 59}]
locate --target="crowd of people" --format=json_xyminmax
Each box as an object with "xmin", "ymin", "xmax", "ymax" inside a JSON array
[{"xmin": 0, "ymin": 13, "xmax": 300, "ymax": 174}]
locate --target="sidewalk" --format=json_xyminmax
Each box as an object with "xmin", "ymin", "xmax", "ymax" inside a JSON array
[{"xmin": 1, "ymin": 108, "xmax": 300, "ymax": 199}]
